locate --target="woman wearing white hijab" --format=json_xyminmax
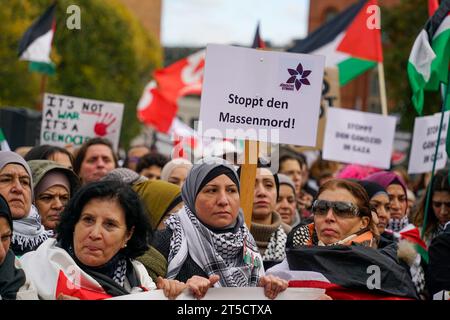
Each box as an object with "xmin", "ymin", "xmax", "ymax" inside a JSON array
[
  {"xmin": 153, "ymin": 158, "xmax": 288, "ymax": 299},
  {"xmin": 0, "ymin": 151, "xmax": 51, "ymax": 256},
  {"xmin": 160, "ymin": 158, "xmax": 193, "ymax": 187}
]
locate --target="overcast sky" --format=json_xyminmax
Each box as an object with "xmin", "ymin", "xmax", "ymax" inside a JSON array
[{"xmin": 161, "ymin": 0, "xmax": 310, "ymax": 48}]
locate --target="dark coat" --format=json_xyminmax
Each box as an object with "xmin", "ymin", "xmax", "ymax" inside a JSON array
[{"xmin": 426, "ymin": 224, "xmax": 450, "ymax": 297}]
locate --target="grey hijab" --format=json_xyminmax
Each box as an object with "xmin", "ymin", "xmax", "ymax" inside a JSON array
[
  {"xmin": 0, "ymin": 151, "xmax": 34, "ymax": 198},
  {"xmin": 181, "ymin": 157, "xmax": 240, "ymax": 216}
]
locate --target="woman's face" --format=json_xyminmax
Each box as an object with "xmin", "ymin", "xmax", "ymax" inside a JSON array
[
  {"xmin": 386, "ymin": 184, "xmax": 407, "ymax": 220},
  {"xmin": 74, "ymin": 198, "xmax": 133, "ymax": 267},
  {"xmin": 0, "ymin": 217, "xmax": 12, "ymax": 265},
  {"xmin": 370, "ymin": 193, "xmax": 390, "ymax": 234},
  {"xmin": 195, "ymin": 174, "xmax": 240, "ymax": 229},
  {"xmin": 168, "ymin": 167, "xmax": 189, "ymax": 187},
  {"xmin": 432, "ymin": 191, "xmax": 450, "ymax": 225},
  {"xmin": 314, "ymin": 187, "xmax": 369, "ymax": 245},
  {"xmin": 79, "ymin": 145, "xmax": 116, "ymax": 184},
  {"xmin": 35, "ymin": 185, "xmax": 69, "ymax": 230},
  {"xmin": 50, "ymin": 152, "xmax": 73, "ymax": 169},
  {"xmin": 280, "ymin": 160, "xmax": 302, "ymax": 195},
  {"xmin": 253, "ymin": 168, "xmax": 277, "ymax": 223},
  {"xmin": 276, "ymin": 185, "xmax": 296, "ymax": 225},
  {"xmin": 0, "ymin": 164, "xmax": 32, "ymax": 219}
]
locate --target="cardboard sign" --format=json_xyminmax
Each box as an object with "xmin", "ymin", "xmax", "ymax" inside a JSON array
[
  {"xmin": 108, "ymin": 287, "xmax": 325, "ymax": 300},
  {"xmin": 40, "ymin": 93, "xmax": 124, "ymax": 151},
  {"xmin": 408, "ymin": 111, "xmax": 449, "ymax": 174},
  {"xmin": 293, "ymin": 67, "xmax": 341, "ymax": 152},
  {"xmin": 323, "ymin": 108, "xmax": 396, "ymax": 169},
  {"xmin": 199, "ymin": 44, "xmax": 325, "ymax": 147}
]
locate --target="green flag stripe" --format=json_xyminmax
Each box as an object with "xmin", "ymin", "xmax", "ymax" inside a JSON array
[
  {"xmin": 29, "ymin": 61, "xmax": 55, "ymax": 75},
  {"xmin": 425, "ymin": 28, "xmax": 450, "ymax": 91},
  {"xmin": 337, "ymin": 57, "xmax": 377, "ymax": 86}
]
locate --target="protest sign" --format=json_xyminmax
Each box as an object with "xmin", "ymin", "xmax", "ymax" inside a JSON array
[
  {"xmin": 199, "ymin": 43, "xmax": 325, "ymax": 147},
  {"xmin": 323, "ymin": 108, "xmax": 396, "ymax": 169},
  {"xmin": 293, "ymin": 67, "xmax": 341, "ymax": 152},
  {"xmin": 108, "ymin": 287, "xmax": 325, "ymax": 300},
  {"xmin": 407, "ymin": 111, "xmax": 449, "ymax": 174},
  {"xmin": 40, "ymin": 93, "xmax": 124, "ymax": 150}
]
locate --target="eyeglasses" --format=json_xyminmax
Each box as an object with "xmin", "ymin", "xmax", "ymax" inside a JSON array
[
  {"xmin": 312, "ymin": 199, "xmax": 360, "ymax": 218},
  {"xmin": 432, "ymin": 201, "xmax": 450, "ymax": 209}
]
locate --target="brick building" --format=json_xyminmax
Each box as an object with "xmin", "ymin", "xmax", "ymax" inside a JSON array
[{"xmin": 308, "ymin": 0, "xmax": 400, "ymax": 112}]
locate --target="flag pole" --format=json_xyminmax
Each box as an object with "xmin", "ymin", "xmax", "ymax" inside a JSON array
[
  {"xmin": 377, "ymin": 62, "xmax": 388, "ymax": 116},
  {"xmin": 421, "ymin": 75, "xmax": 450, "ymax": 241},
  {"xmin": 240, "ymin": 139, "xmax": 259, "ymax": 228},
  {"xmin": 36, "ymin": 74, "xmax": 48, "ymax": 111}
]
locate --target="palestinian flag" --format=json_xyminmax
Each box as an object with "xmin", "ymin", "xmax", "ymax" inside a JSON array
[
  {"xmin": 407, "ymin": 0, "xmax": 450, "ymax": 115},
  {"xmin": 269, "ymin": 245, "xmax": 418, "ymax": 300},
  {"xmin": 252, "ymin": 22, "xmax": 266, "ymax": 49},
  {"xmin": 18, "ymin": 3, "xmax": 56, "ymax": 75},
  {"xmin": 0, "ymin": 128, "xmax": 11, "ymax": 151},
  {"xmin": 288, "ymin": 0, "xmax": 382, "ymax": 86}
]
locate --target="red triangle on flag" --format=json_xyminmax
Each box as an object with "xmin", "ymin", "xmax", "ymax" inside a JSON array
[{"xmin": 337, "ymin": 0, "xmax": 383, "ymax": 62}]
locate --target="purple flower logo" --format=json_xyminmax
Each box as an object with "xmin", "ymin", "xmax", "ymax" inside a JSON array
[{"xmin": 286, "ymin": 63, "xmax": 311, "ymax": 91}]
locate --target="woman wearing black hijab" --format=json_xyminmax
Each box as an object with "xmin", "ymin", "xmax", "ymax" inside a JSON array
[{"xmin": 153, "ymin": 158, "xmax": 288, "ymax": 299}]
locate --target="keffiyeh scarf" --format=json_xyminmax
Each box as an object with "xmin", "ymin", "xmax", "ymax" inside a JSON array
[
  {"xmin": 387, "ymin": 216, "xmax": 410, "ymax": 233},
  {"xmin": 262, "ymin": 225, "xmax": 287, "ymax": 262},
  {"xmin": 165, "ymin": 206, "xmax": 262, "ymax": 287},
  {"xmin": 11, "ymin": 205, "xmax": 52, "ymax": 256}
]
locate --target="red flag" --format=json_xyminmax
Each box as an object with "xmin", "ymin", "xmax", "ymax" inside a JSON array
[
  {"xmin": 137, "ymin": 50, "xmax": 205, "ymax": 133},
  {"xmin": 428, "ymin": 0, "xmax": 440, "ymax": 16}
]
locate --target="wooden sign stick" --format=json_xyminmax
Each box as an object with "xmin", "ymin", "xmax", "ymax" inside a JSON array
[{"xmin": 239, "ymin": 139, "xmax": 259, "ymax": 228}]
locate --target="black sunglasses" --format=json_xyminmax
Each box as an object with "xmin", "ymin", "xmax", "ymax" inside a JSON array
[{"xmin": 312, "ymin": 199, "xmax": 360, "ymax": 218}]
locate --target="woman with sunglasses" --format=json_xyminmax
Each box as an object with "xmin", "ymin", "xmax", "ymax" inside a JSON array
[
  {"xmin": 413, "ymin": 169, "xmax": 450, "ymax": 247},
  {"xmin": 289, "ymin": 179, "xmax": 377, "ymax": 247},
  {"xmin": 267, "ymin": 179, "xmax": 418, "ymax": 299}
]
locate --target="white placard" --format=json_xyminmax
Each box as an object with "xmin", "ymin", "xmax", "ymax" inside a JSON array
[
  {"xmin": 40, "ymin": 93, "xmax": 124, "ymax": 151},
  {"xmin": 199, "ymin": 44, "xmax": 325, "ymax": 147},
  {"xmin": 322, "ymin": 108, "xmax": 396, "ymax": 169},
  {"xmin": 408, "ymin": 111, "xmax": 449, "ymax": 174},
  {"xmin": 108, "ymin": 287, "xmax": 325, "ymax": 300}
]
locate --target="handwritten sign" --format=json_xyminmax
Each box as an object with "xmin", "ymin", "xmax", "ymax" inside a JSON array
[
  {"xmin": 199, "ymin": 44, "xmax": 325, "ymax": 146},
  {"xmin": 323, "ymin": 108, "xmax": 396, "ymax": 169},
  {"xmin": 40, "ymin": 93, "xmax": 124, "ymax": 150},
  {"xmin": 408, "ymin": 112, "xmax": 449, "ymax": 174}
]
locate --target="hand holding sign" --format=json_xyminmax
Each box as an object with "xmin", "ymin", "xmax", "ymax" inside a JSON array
[{"xmin": 94, "ymin": 112, "xmax": 116, "ymax": 137}]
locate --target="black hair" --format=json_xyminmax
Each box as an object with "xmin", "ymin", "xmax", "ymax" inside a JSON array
[
  {"xmin": 25, "ymin": 144, "xmax": 74, "ymax": 166},
  {"xmin": 57, "ymin": 180, "xmax": 151, "ymax": 259},
  {"xmin": 136, "ymin": 152, "xmax": 169, "ymax": 174},
  {"xmin": 279, "ymin": 153, "xmax": 307, "ymax": 171}
]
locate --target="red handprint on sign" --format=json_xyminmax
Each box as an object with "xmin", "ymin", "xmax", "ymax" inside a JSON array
[{"xmin": 94, "ymin": 112, "xmax": 116, "ymax": 137}]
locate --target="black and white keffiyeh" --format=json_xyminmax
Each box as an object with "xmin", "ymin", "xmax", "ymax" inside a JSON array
[
  {"xmin": 387, "ymin": 216, "xmax": 410, "ymax": 233},
  {"xmin": 262, "ymin": 225, "xmax": 287, "ymax": 262},
  {"xmin": 165, "ymin": 206, "xmax": 262, "ymax": 287},
  {"xmin": 11, "ymin": 205, "xmax": 52, "ymax": 256}
]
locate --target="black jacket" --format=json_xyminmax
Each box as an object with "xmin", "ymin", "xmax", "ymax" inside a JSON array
[{"xmin": 426, "ymin": 224, "xmax": 450, "ymax": 297}]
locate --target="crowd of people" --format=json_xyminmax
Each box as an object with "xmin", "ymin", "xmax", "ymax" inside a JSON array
[{"xmin": 0, "ymin": 138, "xmax": 449, "ymax": 300}]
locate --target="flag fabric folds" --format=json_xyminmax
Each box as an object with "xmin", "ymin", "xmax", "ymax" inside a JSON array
[
  {"xmin": 18, "ymin": 3, "xmax": 56, "ymax": 75},
  {"xmin": 0, "ymin": 128, "xmax": 11, "ymax": 151},
  {"xmin": 280, "ymin": 245, "xmax": 419, "ymax": 300},
  {"xmin": 287, "ymin": 0, "xmax": 382, "ymax": 86},
  {"xmin": 137, "ymin": 50, "xmax": 205, "ymax": 133},
  {"xmin": 407, "ymin": 0, "xmax": 450, "ymax": 115}
]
